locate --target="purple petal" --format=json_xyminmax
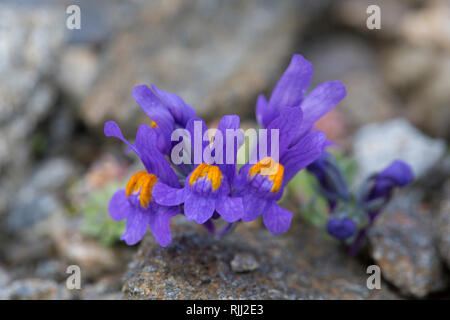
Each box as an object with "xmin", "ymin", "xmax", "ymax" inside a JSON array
[
  {"xmin": 120, "ymin": 209, "xmax": 149, "ymax": 245},
  {"xmin": 132, "ymin": 85, "xmax": 174, "ymax": 153},
  {"xmin": 132, "ymin": 85, "xmax": 174, "ymax": 125},
  {"xmin": 298, "ymin": 81, "xmax": 346, "ymax": 137},
  {"xmin": 148, "ymin": 206, "xmax": 179, "ymax": 247},
  {"xmin": 327, "ymin": 217, "xmax": 356, "ymax": 240},
  {"xmin": 184, "ymin": 192, "xmax": 216, "ymax": 224},
  {"xmin": 281, "ymin": 130, "xmax": 327, "ymax": 183},
  {"xmin": 378, "ymin": 160, "xmax": 414, "ymax": 187},
  {"xmin": 104, "ymin": 121, "xmax": 139, "ymax": 154},
  {"xmin": 215, "ymin": 196, "xmax": 244, "ymax": 222},
  {"xmin": 186, "ymin": 117, "xmax": 209, "ymax": 164},
  {"xmin": 151, "ymin": 84, "xmax": 196, "ymax": 127},
  {"xmin": 262, "ymin": 202, "xmax": 293, "ymax": 234},
  {"xmin": 233, "ymin": 164, "xmax": 251, "ymax": 190},
  {"xmin": 370, "ymin": 160, "xmax": 414, "ymax": 199},
  {"xmin": 108, "ymin": 189, "xmax": 132, "ymax": 221},
  {"xmin": 266, "ymin": 106, "xmax": 303, "ymax": 156},
  {"xmin": 135, "ymin": 124, "xmax": 180, "ymax": 187},
  {"xmin": 255, "ymin": 94, "xmax": 268, "ymax": 127},
  {"xmin": 216, "ymin": 115, "xmax": 243, "ymax": 182},
  {"xmin": 241, "ymin": 192, "xmax": 268, "ymax": 222},
  {"xmin": 264, "ymin": 54, "xmax": 313, "ymax": 126},
  {"xmin": 152, "ymin": 182, "xmax": 187, "ymax": 206}
]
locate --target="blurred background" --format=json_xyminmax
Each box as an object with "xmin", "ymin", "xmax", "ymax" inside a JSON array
[{"xmin": 0, "ymin": 0, "xmax": 449, "ymax": 299}]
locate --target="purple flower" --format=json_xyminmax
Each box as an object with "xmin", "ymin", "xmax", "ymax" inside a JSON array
[
  {"xmin": 346, "ymin": 160, "xmax": 414, "ymax": 255},
  {"xmin": 363, "ymin": 160, "xmax": 414, "ymax": 219},
  {"xmin": 327, "ymin": 217, "xmax": 356, "ymax": 240},
  {"xmin": 231, "ymin": 54, "xmax": 346, "ymax": 235},
  {"xmin": 104, "ymin": 121, "xmax": 180, "ymax": 247},
  {"xmin": 234, "ymin": 106, "xmax": 328, "ymax": 234},
  {"xmin": 132, "ymin": 84, "xmax": 196, "ymax": 154},
  {"xmin": 152, "ymin": 115, "xmax": 244, "ymax": 224},
  {"xmin": 255, "ymin": 54, "xmax": 346, "ymax": 138},
  {"xmin": 367, "ymin": 160, "xmax": 414, "ymax": 201}
]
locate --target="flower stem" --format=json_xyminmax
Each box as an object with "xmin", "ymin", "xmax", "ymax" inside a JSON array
[{"xmin": 217, "ymin": 222, "xmax": 236, "ymax": 238}]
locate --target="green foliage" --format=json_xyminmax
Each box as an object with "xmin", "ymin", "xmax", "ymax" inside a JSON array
[
  {"xmin": 329, "ymin": 149, "xmax": 357, "ymax": 187},
  {"xmin": 288, "ymin": 170, "xmax": 328, "ymax": 227},
  {"xmin": 31, "ymin": 133, "xmax": 48, "ymax": 158},
  {"xmin": 80, "ymin": 182, "xmax": 126, "ymax": 246},
  {"xmin": 288, "ymin": 151, "xmax": 357, "ymax": 228}
]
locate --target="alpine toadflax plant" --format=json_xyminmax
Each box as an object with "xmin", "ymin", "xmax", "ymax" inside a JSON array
[
  {"xmin": 307, "ymin": 153, "xmax": 414, "ymax": 254},
  {"xmin": 105, "ymin": 54, "xmax": 348, "ymax": 247}
]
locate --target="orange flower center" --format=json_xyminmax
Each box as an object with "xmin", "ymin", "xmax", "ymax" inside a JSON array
[
  {"xmin": 125, "ymin": 171, "xmax": 158, "ymax": 208},
  {"xmin": 249, "ymin": 157, "xmax": 284, "ymax": 193},
  {"xmin": 189, "ymin": 163, "xmax": 223, "ymax": 191}
]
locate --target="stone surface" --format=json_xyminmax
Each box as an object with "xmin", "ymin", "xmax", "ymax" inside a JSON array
[
  {"xmin": 399, "ymin": 0, "xmax": 450, "ymax": 51},
  {"xmin": 50, "ymin": 217, "xmax": 132, "ymax": 280},
  {"xmin": 78, "ymin": 274, "xmax": 123, "ymax": 300},
  {"xmin": 0, "ymin": 266, "xmax": 11, "ymax": 287},
  {"xmin": 5, "ymin": 157, "xmax": 76, "ymax": 234},
  {"xmin": 0, "ymin": 4, "xmax": 65, "ymax": 215},
  {"xmin": 353, "ymin": 119, "xmax": 446, "ymax": 184},
  {"xmin": 305, "ymin": 35, "xmax": 397, "ymax": 132},
  {"xmin": 230, "ymin": 253, "xmax": 260, "ymax": 273},
  {"xmin": 406, "ymin": 55, "xmax": 450, "ymax": 139},
  {"xmin": 368, "ymin": 191, "xmax": 447, "ymax": 298},
  {"xmin": 381, "ymin": 44, "xmax": 437, "ymax": 92},
  {"xmin": 434, "ymin": 181, "xmax": 450, "ymax": 269},
  {"xmin": 81, "ymin": 0, "xmax": 326, "ymax": 134},
  {"xmin": 122, "ymin": 216, "xmax": 399, "ymax": 299},
  {"xmin": 0, "ymin": 279, "xmax": 71, "ymax": 300},
  {"xmin": 57, "ymin": 46, "xmax": 99, "ymax": 100}
]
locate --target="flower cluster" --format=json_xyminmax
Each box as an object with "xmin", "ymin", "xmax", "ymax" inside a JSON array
[
  {"xmin": 307, "ymin": 152, "xmax": 414, "ymax": 254},
  {"xmin": 105, "ymin": 54, "xmax": 347, "ymax": 247}
]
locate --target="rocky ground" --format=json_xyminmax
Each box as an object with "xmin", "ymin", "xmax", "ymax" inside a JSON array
[
  {"xmin": 0, "ymin": 0, "xmax": 449, "ymax": 299},
  {"xmin": 123, "ymin": 216, "xmax": 399, "ymax": 300}
]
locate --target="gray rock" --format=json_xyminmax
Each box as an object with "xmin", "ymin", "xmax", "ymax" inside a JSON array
[
  {"xmin": 368, "ymin": 191, "xmax": 447, "ymax": 298},
  {"xmin": 80, "ymin": 0, "xmax": 327, "ymax": 134},
  {"xmin": 231, "ymin": 253, "xmax": 260, "ymax": 273},
  {"xmin": 78, "ymin": 274, "xmax": 123, "ymax": 300},
  {"xmin": 50, "ymin": 217, "xmax": 132, "ymax": 280},
  {"xmin": 353, "ymin": 119, "xmax": 446, "ymax": 184},
  {"xmin": 2, "ymin": 157, "xmax": 76, "ymax": 265},
  {"xmin": 406, "ymin": 56, "xmax": 450, "ymax": 140},
  {"xmin": 434, "ymin": 181, "xmax": 450, "ymax": 269},
  {"xmin": 27, "ymin": 157, "xmax": 77, "ymax": 191},
  {"xmin": 0, "ymin": 4, "xmax": 65, "ymax": 215},
  {"xmin": 0, "ymin": 279, "xmax": 71, "ymax": 300},
  {"xmin": 6, "ymin": 157, "xmax": 76, "ymax": 234},
  {"xmin": 2, "ymin": 194, "xmax": 64, "ymax": 266},
  {"xmin": 381, "ymin": 44, "xmax": 437, "ymax": 91},
  {"xmin": 122, "ymin": 216, "xmax": 399, "ymax": 299},
  {"xmin": 305, "ymin": 35, "xmax": 398, "ymax": 132},
  {"xmin": 57, "ymin": 46, "xmax": 99, "ymax": 100},
  {"xmin": 6, "ymin": 193, "xmax": 61, "ymax": 234},
  {"xmin": 0, "ymin": 266, "xmax": 11, "ymax": 287},
  {"xmin": 399, "ymin": 0, "xmax": 450, "ymax": 51},
  {"xmin": 34, "ymin": 260, "xmax": 65, "ymax": 281}
]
